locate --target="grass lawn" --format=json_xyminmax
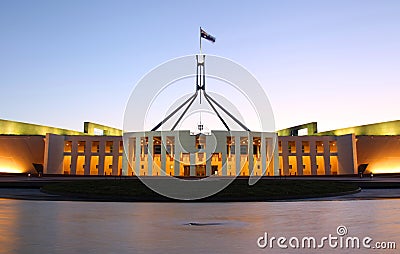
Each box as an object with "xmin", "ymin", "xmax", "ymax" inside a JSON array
[{"xmin": 41, "ymin": 178, "xmax": 359, "ymax": 201}]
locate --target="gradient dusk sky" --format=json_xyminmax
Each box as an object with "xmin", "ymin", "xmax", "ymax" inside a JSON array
[{"xmin": 0, "ymin": 0, "xmax": 399, "ymax": 132}]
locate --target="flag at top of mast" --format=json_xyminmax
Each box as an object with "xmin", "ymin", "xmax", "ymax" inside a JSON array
[{"xmin": 200, "ymin": 27, "xmax": 216, "ymax": 43}]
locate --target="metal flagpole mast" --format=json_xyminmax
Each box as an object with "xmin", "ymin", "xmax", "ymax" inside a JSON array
[
  {"xmin": 199, "ymin": 27, "xmax": 202, "ymax": 55},
  {"xmin": 199, "ymin": 27, "xmax": 203, "ymax": 104}
]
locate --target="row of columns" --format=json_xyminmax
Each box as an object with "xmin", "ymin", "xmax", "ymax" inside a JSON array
[
  {"xmin": 129, "ymin": 133, "xmax": 275, "ymax": 176},
  {"xmin": 280, "ymin": 139, "xmax": 333, "ymax": 175},
  {"xmin": 68, "ymin": 139, "xmax": 121, "ymax": 175}
]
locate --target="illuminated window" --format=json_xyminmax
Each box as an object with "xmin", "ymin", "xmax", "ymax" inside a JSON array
[
  {"xmin": 106, "ymin": 141, "xmax": 113, "ymax": 153},
  {"xmin": 302, "ymin": 141, "xmax": 310, "ymax": 153},
  {"xmin": 278, "ymin": 141, "xmax": 282, "ymax": 153},
  {"xmin": 288, "ymin": 141, "xmax": 296, "ymax": 153},
  {"xmin": 119, "ymin": 141, "xmax": 123, "ymax": 153},
  {"xmin": 64, "ymin": 141, "xmax": 72, "ymax": 153},
  {"xmin": 240, "ymin": 145, "xmax": 248, "ymax": 155},
  {"xmin": 196, "ymin": 134, "xmax": 206, "ymax": 150},
  {"xmin": 316, "ymin": 141, "xmax": 324, "ymax": 153},
  {"xmin": 240, "ymin": 137, "xmax": 248, "ymax": 155},
  {"xmin": 78, "ymin": 141, "xmax": 85, "ymax": 153},
  {"xmin": 92, "ymin": 141, "xmax": 100, "ymax": 153},
  {"xmin": 329, "ymin": 141, "xmax": 337, "ymax": 153}
]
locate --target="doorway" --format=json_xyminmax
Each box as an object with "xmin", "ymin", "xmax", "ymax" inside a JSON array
[
  {"xmin": 196, "ymin": 165, "xmax": 206, "ymax": 176},
  {"xmin": 212, "ymin": 165, "xmax": 218, "ymax": 175},
  {"xmin": 184, "ymin": 166, "xmax": 190, "ymax": 176}
]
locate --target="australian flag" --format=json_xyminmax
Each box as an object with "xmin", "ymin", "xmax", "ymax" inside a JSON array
[{"xmin": 200, "ymin": 28, "xmax": 216, "ymax": 43}]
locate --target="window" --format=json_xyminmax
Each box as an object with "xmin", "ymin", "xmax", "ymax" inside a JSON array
[
  {"xmin": 198, "ymin": 153, "xmax": 204, "ymax": 161},
  {"xmin": 153, "ymin": 137, "xmax": 161, "ymax": 154},
  {"xmin": 119, "ymin": 141, "xmax": 123, "ymax": 153},
  {"xmin": 154, "ymin": 145, "xmax": 161, "ymax": 154},
  {"xmin": 240, "ymin": 145, "xmax": 248, "ymax": 155},
  {"xmin": 316, "ymin": 141, "xmax": 324, "ymax": 153},
  {"xmin": 106, "ymin": 141, "xmax": 113, "ymax": 153},
  {"xmin": 227, "ymin": 145, "xmax": 235, "ymax": 155},
  {"xmin": 64, "ymin": 141, "xmax": 72, "ymax": 153},
  {"xmin": 302, "ymin": 141, "xmax": 310, "ymax": 153},
  {"xmin": 92, "ymin": 141, "xmax": 100, "ymax": 153},
  {"xmin": 78, "ymin": 141, "xmax": 85, "ymax": 153},
  {"xmin": 329, "ymin": 141, "xmax": 337, "ymax": 153},
  {"xmin": 240, "ymin": 137, "xmax": 248, "ymax": 154},
  {"xmin": 196, "ymin": 134, "xmax": 206, "ymax": 150},
  {"xmin": 141, "ymin": 138, "xmax": 148, "ymax": 155},
  {"xmin": 288, "ymin": 141, "xmax": 296, "ymax": 153}
]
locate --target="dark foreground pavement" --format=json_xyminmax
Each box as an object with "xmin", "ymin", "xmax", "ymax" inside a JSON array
[{"xmin": 1, "ymin": 175, "xmax": 400, "ymax": 202}]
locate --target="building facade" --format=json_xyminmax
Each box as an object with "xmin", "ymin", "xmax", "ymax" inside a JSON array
[
  {"xmin": 0, "ymin": 118, "xmax": 399, "ymax": 176},
  {"xmin": 123, "ymin": 130, "xmax": 278, "ymax": 177}
]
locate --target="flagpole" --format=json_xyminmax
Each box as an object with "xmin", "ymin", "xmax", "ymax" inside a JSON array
[{"xmin": 199, "ymin": 26, "xmax": 202, "ymax": 55}]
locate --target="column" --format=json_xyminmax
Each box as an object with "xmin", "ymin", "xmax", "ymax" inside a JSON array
[
  {"xmin": 323, "ymin": 140, "xmax": 331, "ymax": 175},
  {"xmin": 70, "ymin": 139, "xmax": 78, "ymax": 175},
  {"xmin": 235, "ymin": 136, "xmax": 241, "ymax": 176},
  {"xmin": 161, "ymin": 137, "xmax": 166, "ymax": 176},
  {"xmin": 273, "ymin": 139, "xmax": 280, "ymax": 176},
  {"xmin": 248, "ymin": 135, "xmax": 254, "ymax": 176},
  {"xmin": 98, "ymin": 140, "xmax": 105, "ymax": 175},
  {"xmin": 112, "ymin": 140, "xmax": 119, "ymax": 175},
  {"xmin": 281, "ymin": 140, "xmax": 289, "ymax": 176},
  {"xmin": 135, "ymin": 136, "xmax": 141, "ymax": 176},
  {"xmin": 296, "ymin": 140, "xmax": 303, "ymax": 175},
  {"xmin": 310, "ymin": 140, "xmax": 317, "ymax": 175},
  {"xmin": 147, "ymin": 133, "xmax": 153, "ymax": 176},
  {"xmin": 174, "ymin": 136, "xmax": 181, "ymax": 176},
  {"xmin": 84, "ymin": 141, "xmax": 91, "ymax": 175},
  {"xmin": 261, "ymin": 137, "xmax": 266, "ymax": 176},
  {"xmin": 122, "ymin": 150, "xmax": 128, "ymax": 176},
  {"xmin": 221, "ymin": 137, "xmax": 227, "ymax": 176},
  {"xmin": 190, "ymin": 153, "xmax": 196, "ymax": 176},
  {"xmin": 128, "ymin": 138, "xmax": 135, "ymax": 176}
]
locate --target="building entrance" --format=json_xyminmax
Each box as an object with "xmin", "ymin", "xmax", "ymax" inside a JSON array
[
  {"xmin": 184, "ymin": 166, "xmax": 190, "ymax": 176},
  {"xmin": 196, "ymin": 165, "xmax": 206, "ymax": 176},
  {"xmin": 212, "ymin": 165, "xmax": 218, "ymax": 175}
]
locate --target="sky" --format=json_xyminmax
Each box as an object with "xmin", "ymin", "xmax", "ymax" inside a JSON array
[{"xmin": 0, "ymin": 0, "xmax": 399, "ymax": 132}]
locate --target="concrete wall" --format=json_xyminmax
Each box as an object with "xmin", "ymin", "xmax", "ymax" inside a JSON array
[
  {"xmin": 356, "ymin": 135, "xmax": 400, "ymax": 174},
  {"xmin": 44, "ymin": 134, "xmax": 65, "ymax": 174},
  {"xmin": 336, "ymin": 134, "xmax": 358, "ymax": 174},
  {"xmin": 0, "ymin": 135, "xmax": 45, "ymax": 173}
]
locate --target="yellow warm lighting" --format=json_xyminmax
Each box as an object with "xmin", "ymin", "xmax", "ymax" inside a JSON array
[
  {"xmin": 0, "ymin": 156, "xmax": 24, "ymax": 173},
  {"xmin": 371, "ymin": 168, "xmax": 400, "ymax": 174},
  {"xmin": 0, "ymin": 167, "xmax": 24, "ymax": 173},
  {"xmin": 368, "ymin": 157, "xmax": 400, "ymax": 174}
]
